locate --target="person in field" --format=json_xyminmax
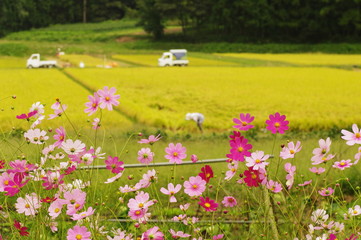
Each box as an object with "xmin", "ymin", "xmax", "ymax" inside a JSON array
[{"xmin": 185, "ymin": 113, "xmax": 205, "ymax": 132}]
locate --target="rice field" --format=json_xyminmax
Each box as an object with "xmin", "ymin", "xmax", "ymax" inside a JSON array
[
  {"xmin": 0, "ymin": 69, "xmax": 132, "ymax": 131},
  {"xmin": 0, "ymin": 56, "xmax": 27, "ymax": 68},
  {"xmin": 65, "ymin": 66, "xmax": 361, "ymax": 131},
  {"xmin": 112, "ymin": 54, "xmax": 238, "ymax": 67},
  {"xmin": 217, "ymin": 53, "xmax": 361, "ymax": 66},
  {"xmin": 59, "ymin": 54, "xmax": 131, "ymax": 68}
]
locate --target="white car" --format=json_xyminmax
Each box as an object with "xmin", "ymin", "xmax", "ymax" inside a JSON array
[
  {"xmin": 27, "ymin": 54, "xmax": 57, "ymax": 68},
  {"xmin": 158, "ymin": 49, "xmax": 189, "ymax": 67}
]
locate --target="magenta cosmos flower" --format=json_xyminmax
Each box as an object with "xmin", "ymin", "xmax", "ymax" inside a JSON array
[
  {"xmin": 341, "ymin": 124, "xmax": 361, "ymax": 145},
  {"xmin": 97, "ymin": 86, "xmax": 120, "ymax": 111},
  {"xmin": 67, "ymin": 225, "xmax": 91, "ymax": 240},
  {"xmin": 199, "ymin": 197, "xmax": 218, "ymax": 212},
  {"xmin": 53, "ymin": 127, "xmax": 66, "ymax": 148},
  {"xmin": 222, "ymin": 196, "xmax": 237, "ymax": 207},
  {"xmin": 137, "ymin": 148, "xmax": 154, "ymax": 164},
  {"xmin": 333, "ymin": 159, "xmax": 353, "ymax": 170},
  {"xmin": 265, "ymin": 112, "xmax": 289, "ymax": 134},
  {"xmin": 198, "ymin": 165, "xmax": 214, "ymax": 183},
  {"xmin": 183, "ymin": 176, "xmax": 206, "ymax": 197},
  {"xmin": 84, "ymin": 93, "xmax": 100, "ymax": 116},
  {"xmin": 227, "ymin": 135, "xmax": 252, "ymax": 162},
  {"xmin": 165, "ymin": 143, "xmax": 187, "ymax": 164},
  {"xmin": 141, "ymin": 226, "xmax": 164, "ymax": 240},
  {"xmin": 16, "ymin": 110, "xmax": 38, "ymax": 121},
  {"xmin": 233, "ymin": 113, "xmax": 255, "ymax": 131},
  {"xmin": 105, "ymin": 156, "xmax": 124, "ymax": 174}
]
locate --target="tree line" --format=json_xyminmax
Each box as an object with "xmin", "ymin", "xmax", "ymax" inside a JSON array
[{"xmin": 1, "ymin": 0, "xmax": 361, "ymax": 42}]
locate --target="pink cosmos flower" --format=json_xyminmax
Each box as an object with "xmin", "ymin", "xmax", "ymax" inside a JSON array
[
  {"xmin": 311, "ymin": 153, "xmax": 335, "ymax": 165},
  {"xmin": 105, "ymin": 172, "xmax": 123, "ymax": 184},
  {"xmin": 29, "ymin": 101, "xmax": 45, "ymax": 116},
  {"xmin": 97, "ymin": 86, "xmax": 120, "ymax": 110},
  {"xmin": 127, "ymin": 191, "xmax": 154, "ymax": 211},
  {"xmin": 354, "ymin": 146, "xmax": 361, "ymax": 164},
  {"xmin": 341, "ymin": 124, "xmax": 361, "ymax": 145},
  {"xmin": 225, "ymin": 161, "xmax": 238, "ymax": 180},
  {"xmin": 213, "ymin": 235, "xmax": 224, "ymax": 240},
  {"xmin": 63, "ymin": 189, "xmax": 86, "ymax": 214},
  {"xmin": 309, "ymin": 167, "xmax": 326, "ymax": 175},
  {"xmin": 71, "ymin": 207, "xmax": 95, "ymax": 220},
  {"xmin": 191, "ymin": 154, "xmax": 198, "ymax": 163},
  {"xmin": 84, "ymin": 93, "xmax": 100, "ymax": 116},
  {"xmin": 48, "ymin": 199, "xmax": 64, "ymax": 219},
  {"xmin": 222, "ymin": 196, "xmax": 237, "ymax": 207},
  {"xmin": 233, "ymin": 113, "xmax": 255, "ymax": 131},
  {"xmin": 139, "ymin": 169, "xmax": 157, "ymax": 188},
  {"xmin": 199, "ymin": 197, "xmax": 218, "ymax": 212},
  {"xmin": 128, "ymin": 208, "xmax": 148, "ymax": 220},
  {"xmin": 319, "ymin": 187, "xmax": 334, "ymax": 196},
  {"xmin": 245, "ymin": 151, "xmax": 269, "ymax": 170},
  {"xmin": 265, "ymin": 112, "xmax": 289, "ymax": 134},
  {"xmin": 165, "ymin": 143, "xmax": 187, "ymax": 164},
  {"xmin": 141, "ymin": 226, "xmax": 164, "ymax": 240},
  {"xmin": 53, "ymin": 127, "xmax": 66, "ymax": 148},
  {"xmin": 311, "ymin": 138, "xmax": 332, "ymax": 162},
  {"xmin": 180, "ymin": 203, "xmax": 190, "ymax": 211},
  {"xmin": 92, "ymin": 118, "xmax": 100, "ymax": 129},
  {"xmin": 349, "ymin": 205, "xmax": 361, "ymax": 216},
  {"xmin": 284, "ymin": 163, "xmax": 296, "ymax": 189},
  {"xmin": 62, "ymin": 139, "xmax": 85, "ymax": 155},
  {"xmin": 15, "ymin": 193, "xmax": 41, "ymax": 216},
  {"xmin": 198, "ymin": 165, "xmax": 214, "ymax": 183},
  {"xmin": 266, "ymin": 180, "xmax": 283, "ymax": 193},
  {"xmin": 137, "ymin": 148, "xmax": 154, "ymax": 164},
  {"xmin": 169, "ymin": 229, "xmax": 191, "ymax": 238},
  {"xmin": 67, "ymin": 225, "xmax": 91, "ymax": 240},
  {"xmin": 105, "ymin": 156, "xmax": 124, "ymax": 174},
  {"xmin": 138, "ymin": 134, "xmax": 161, "ymax": 144},
  {"xmin": 280, "ymin": 141, "xmax": 302, "ymax": 159},
  {"xmin": 49, "ymin": 103, "xmax": 67, "ymax": 119},
  {"xmin": 16, "ymin": 110, "xmax": 38, "ymax": 120},
  {"xmin": 227, "ymin": 135, "xmax": 252, "ymax": 162},
  {"xmin": 42, "ymin": 170, "xmax": 64, "ymax": 190},
  {"xmin": 24, "ymin": 128, "xmax": 49, "ymax": 144},
  {"xmin": 160, "ymin": 183, "xmax": 182, "ymax": 202},
  {"xmin": 298, "ymin": 180, "xmax": 312, "ymax": 187},
  {"xmin": 333, "ymin": 159, "xmax": 352, "ymax": 170},
  {"xmin": 183, "ymin": 176, "xmax": 206, "ymax": 197}
]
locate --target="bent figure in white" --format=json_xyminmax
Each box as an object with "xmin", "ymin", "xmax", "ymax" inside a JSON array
[{"xmin": 185, "ymin": 113, "xmax": 205, "ymax": 132}]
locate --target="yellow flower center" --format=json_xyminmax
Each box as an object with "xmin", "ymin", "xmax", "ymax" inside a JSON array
[
  {"xmin": 255, "ymin": 159, "xmax": 261, "ymax": 163},
  {"xmin": 274, "ymin": 122, "xmax": 280, "ymax": 128},
  {"xmin": 54, "ymin": 208, "xmax": 60, "ymax": 213},
  {"xmin": 356, "ymin": 133, "xmax": 361, "ymax": 138},
  {"xmin": 170, "ymin": 191, "xmax": 175, "ymax": 195},
  {"xmin": 290, "ymin": 150, "xmax": 295, "ymax": 154},
  {"xmin": 25, "ymin": 204, "xmax": 30, "ymax": 208},
  {"xmin": 105, "ymin": 97, "xmax": 110, "ymax": 101},
  {"xmin": 238, "ymin": 147, "xmax": 244, "ymax": 152},
  {"xmin": 135, "ymin": 210, "xmax": 141, "ymax": 215},
  {"xmin": 340, "ymin": 162, "xmax": 346, "ymax": 166},
  {"xmin": 206, "ymin": 173, "xmax": 211, "ymax": 178},
  {"xmin": 242, "ymin": 122, "xmax": 248, "ymax": 126},
  {"xmin": 251, "ymin": 174, "xmax": 257, "ymax": 179},
  {"xmin": 192, "ymin": 184, "xmax": 198, "ymax": 189},
  {"xmin": 4, "ymin": 180, "xmax": 9, "ymax": 185},
  {"xmin": 76, "ymin": 234, "xmax": 82, "ymax": 240},
  {"xmin": 231, "ymin": 168, "xmax": 236, "ymax": 172},
  {"xmin": 92, "ymin": 103, "xmax": 97, "ymax": 108},
  {"xmin": 204, "ymin": 203, "xmax": 211, "ymax": 208},
  {"xmin": 138, "ymin": 203, "xmax": 144, "ymax": 208},
  {"xmin": 354, "ymin": 210, "xmax": 358, "ymax": 214},
  {"xmin": 75, "ymin": 203, "xmax": 81, "ymax": 209},
  {"xmin": 173, "ymin": 152, "xmax": 178, "ymax": 157}
]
